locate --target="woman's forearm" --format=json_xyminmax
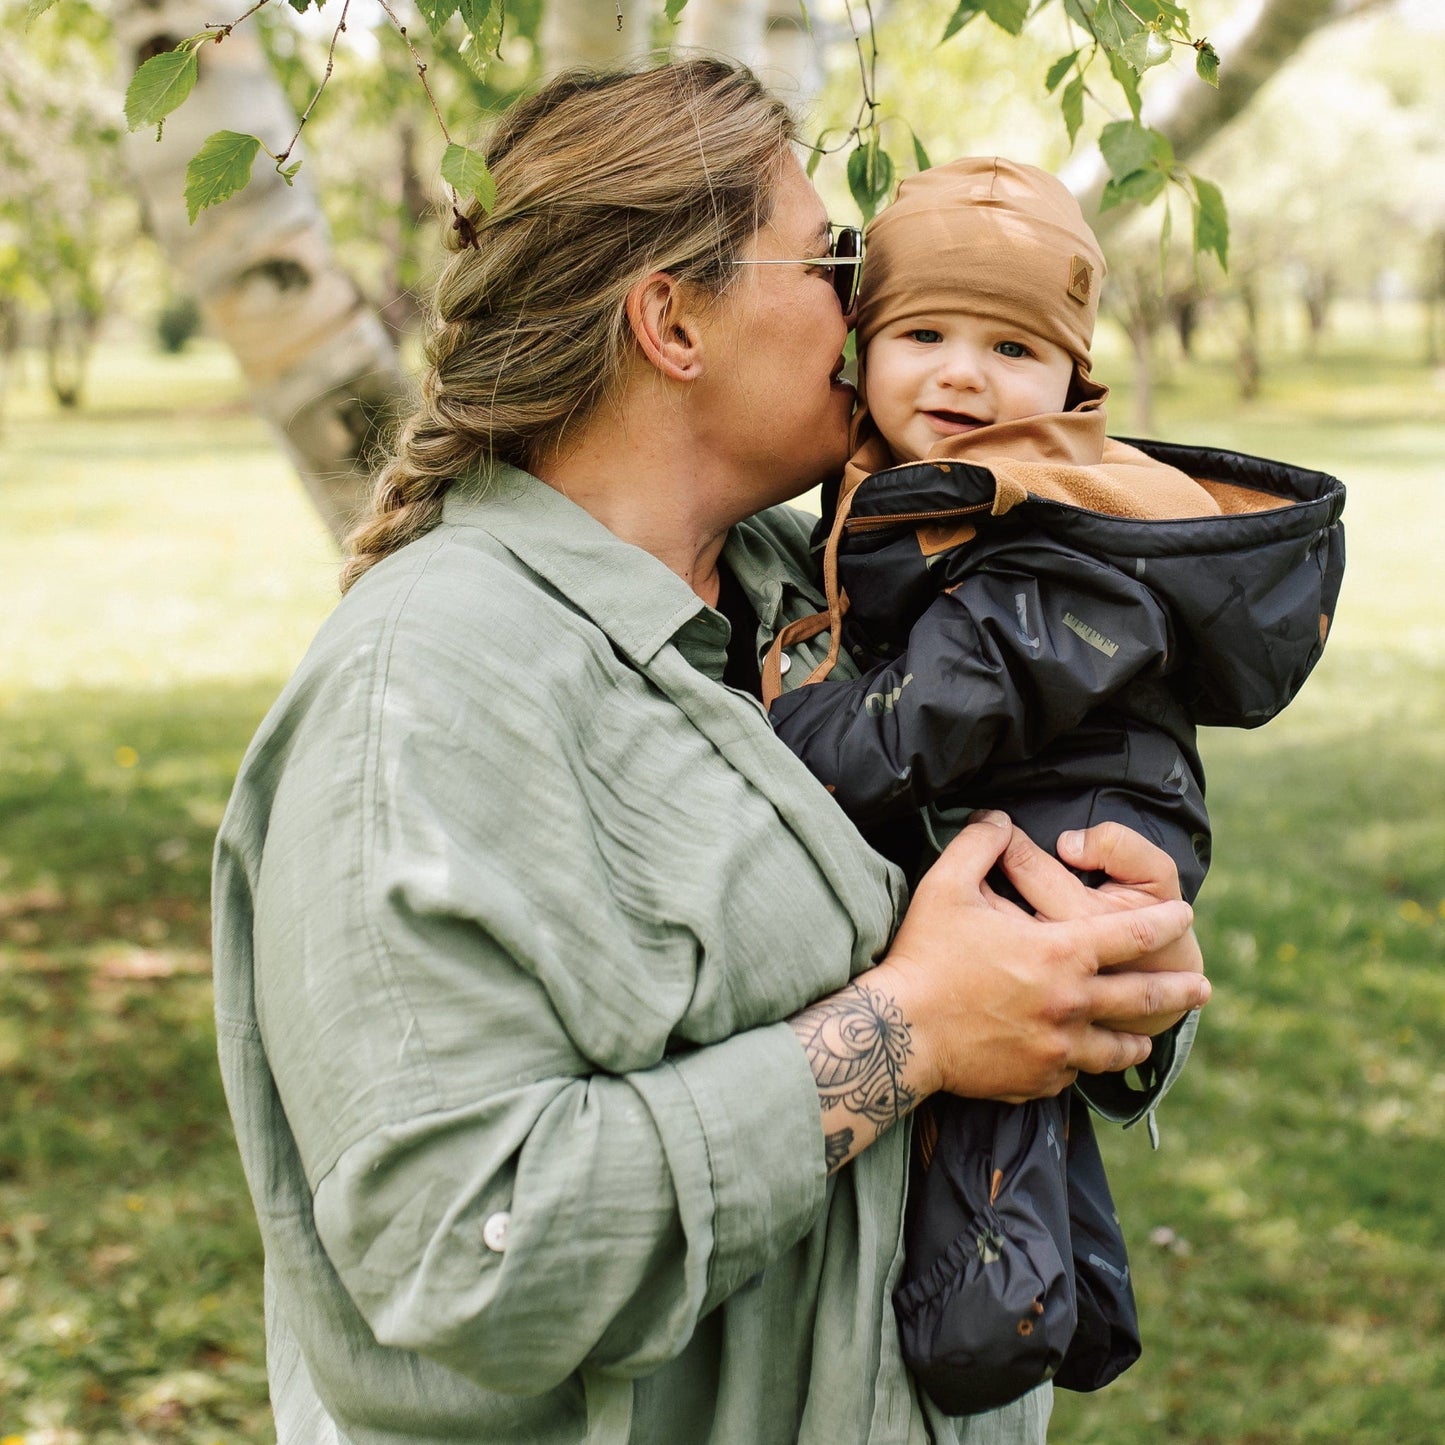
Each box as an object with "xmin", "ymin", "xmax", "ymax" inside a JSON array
[{"xmin": 789, "ymin": 970, "xmax": 939, "ymax": 1173}]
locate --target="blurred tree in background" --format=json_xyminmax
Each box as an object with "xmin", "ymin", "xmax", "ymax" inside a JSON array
[
  {"xmin": 0, "ymin": 4, "xmax": 142, "ymax": 413},
  {"xmin": 8, "ymin": 0, "xmax": 1443, "ymax": 518}
]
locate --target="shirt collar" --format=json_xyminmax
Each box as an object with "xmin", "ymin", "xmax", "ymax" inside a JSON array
[{"xmin": 442, "ymin": 463, "xmax": 721, "ymax": 669}]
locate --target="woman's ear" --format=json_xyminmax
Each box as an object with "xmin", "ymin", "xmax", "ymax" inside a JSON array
[{"xmin": 625, "ymin": 272, "xmax": 705, "ymax": 383}]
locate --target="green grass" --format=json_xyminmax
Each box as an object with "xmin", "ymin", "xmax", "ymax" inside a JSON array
[
  {"xmin": 1, "ymin": 339, "xmax": 333, "ymax": 1444},
  {"xmin": 2, "ymin": 309, "xmax": 1443, "ymax": 1442}
]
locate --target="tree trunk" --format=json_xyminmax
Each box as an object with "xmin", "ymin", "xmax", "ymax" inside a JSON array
[
  {"xmin": 675, "ymin": 0, "xmax": 826, "ymax": 113},
  {"xmin": 44, "ymin": 307, "xmax": 101, "ymax": 410},
  {"xmin": 113, "ymin": 0, "xmax": 408, "ymax": 542},
  {"xmin": 1301, "ymin": 268, "xmax": 1333, "ymax": 355},
  {"xmin": 1423, "ymin": 229, "xmax": 1445, "ymax": 367},
  {"xmin": 0, "ymin": 297, "xmax": 19, "ymax": 430},
  {"xmin": 1062, "ymin": 0, "xmax": 1391, "ymax": 232},
  {"xmin": 539, "ymin": 0, "xmax": 649, "ymax": 71},
  {"xmin": 378, "ymin": 118, "xmax": 429, "ymax": 339},
  {"xmin": 1170, "ymin": 291, "xmax": 1200, "ymax": 359},
  {"xmin": 1235, "ymin": 279, "xmax": 1262, "ymax": 400},
  {"xmin": 1126, "ymin": 315, "xmax": 1156, "ymax": 435}
]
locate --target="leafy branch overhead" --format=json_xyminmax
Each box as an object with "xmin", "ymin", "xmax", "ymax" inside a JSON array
[{"xmin": 115, "ymin": 0, "xmax": 1227, "ymax": 265}]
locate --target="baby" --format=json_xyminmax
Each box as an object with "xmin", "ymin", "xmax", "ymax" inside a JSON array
[{"xmin": 766, "ymin": 158, "xmax": 1346, "ymax": 1414}]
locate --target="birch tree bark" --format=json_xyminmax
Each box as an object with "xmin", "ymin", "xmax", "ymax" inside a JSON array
[
  {"xmin": 113, "ymin": 0, "xmax": 407, "ymax": 541},
  {"xmin": 538, "ymin": 0, "xmax": 649, "ymax": 71}
]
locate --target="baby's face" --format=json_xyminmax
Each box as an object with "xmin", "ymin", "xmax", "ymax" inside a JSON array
[{"xmin": 863, "ymin": 312, "xmax": 1075, "ymax": 463}]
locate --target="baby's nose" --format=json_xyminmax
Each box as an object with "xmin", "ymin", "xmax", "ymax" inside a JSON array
[{"xmin": 936, "ymin": 346, "xmax": 987, "ymax": 388}]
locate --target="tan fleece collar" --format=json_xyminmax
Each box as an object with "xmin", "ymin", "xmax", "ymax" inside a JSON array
[{"xmin": 842, "ymin": 382, "xmax": 1224, "ymax": 523}]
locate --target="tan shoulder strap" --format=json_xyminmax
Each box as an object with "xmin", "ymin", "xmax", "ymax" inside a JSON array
[{"xmin": 760, "ymin": 480, "xmax": 863, "ymax": 710}]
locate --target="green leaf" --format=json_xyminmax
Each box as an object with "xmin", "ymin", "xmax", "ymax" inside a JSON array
[
  {"xmin": 1105, "ymin": 42, "xmax": 1144, "ymax": 117},
  {"xmin": 666, "ymin": 0, "xmax": 690, "ymax": 19},
  {"xmin": 413, "ymin": 0, "xmax": 460, "ymax": 32},
  {"xmin": 846, "ymin": 142, "xmax": 895, "ymax": 222},
  {"xmin": 1098, "ymin": 119, "xmax": 1164, "ymax": 183},
  {"xmin": 912, "ymin": 130, "xmax": 932, "ymax": 173},
  {"xmin": 1098, "ymin": 120, "xmax": 1173, "ymax": 212},
  {"xmin": 286, "ymin": 0, "xmax": 316, "ymax": 12},
  {"xmin": 24, "ymin": 0, "xmax": 59, "ymax": 25},
  {"xmin": 1100, "ymin": 169, "xmax": 1165, "ymax": 211},
  {"xmin": 1132, "ymin": 0, "xmax": 1189, "ymax": 29},
  {"xmin": 441, "ymin": 142, "xmax": 497, "ymax": 212},
  {"xmin": 1045, "ymin": 50, "xmax": 1080, "ymax": 93},
  {"xmin": 1089, "ymin": 0, "xmax": 1143, "ymax": 54},
  {"xmin": 941, "ymin": 0, "xmax": 984, "ymax": 42},
  {"xmin": 1061, "ymin": 74, "xmax": 1085, "ymax": 149},
  {"xmin": 1195, "ymin": 39, "xmax": 1220, "ymax": 88},
  {"xmin": 1192, "ymin": 174, "xmax": 1228, "ymax": 269},
  {"xmin": 980, "ymin": 0, "xmax": 1028, "ymax": 36},
  {"xmin": 458, "ymin": 0, "xmax": 504, "ymax": 71},
  {"xmin": 124, "ymin": 49, "xmax": 199, "ymax": 133},
  {"xmin": 1123, "ymin": 28, "xmax": 1171, "ymax": 70},
  {"xmin": 184, "ymin": 130, "xmax": 261, "ymax": 223},
  {"xmin": 280, "ymin": 159, "xmax": 303, "ymax": 186}
]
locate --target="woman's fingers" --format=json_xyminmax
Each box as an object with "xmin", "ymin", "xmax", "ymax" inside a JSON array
[
  {"xmin": 1083, "ymin": 947, "xmax": 1210, "ymax": 1017},
  {"xmin": 1068, "ymin": 1026, "xmax": 1155, "ymax": 1079},
  {"xmin": 984, "ymin": 817, "xmax": 1103, "ymax": 921},
  {"xmin": 1057, "ymin": 821, "xmax": 1183, "ymax": 902},
  {"xmin": 923, "ymin": 810, "xmax": 1016, "ymax": 904},
  {"xmin": 1074, "ymin": 897, "xmax": 1198, "ymax": 973}
]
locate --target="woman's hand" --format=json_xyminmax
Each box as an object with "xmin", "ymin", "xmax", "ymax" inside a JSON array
[
  {"xmin": 1022, "ymin": 820, "xmax": 1206, "ymax": 1035},
  {"xmin": 789, "ymin": 812, "xmax": 1210, "ymax": 1172}
]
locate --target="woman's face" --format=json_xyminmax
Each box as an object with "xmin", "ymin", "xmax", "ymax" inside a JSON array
[{"xmin": 694, "ymin": 155, "xmax": 855, "ymax": 510}]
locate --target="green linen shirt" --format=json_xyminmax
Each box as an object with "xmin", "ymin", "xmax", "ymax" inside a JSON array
[{"xmin": 212, "ymin": 464, "xmax": 1168, "ymax": 1444}]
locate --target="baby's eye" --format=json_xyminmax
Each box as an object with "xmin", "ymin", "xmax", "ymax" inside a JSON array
[
  {"xmin": 995, "ymin": 340, "xmax": 1032, "ymax": 359},
  {"xmin": 907, "ymin": 329, "xmax": 943, "ymax": 344}
]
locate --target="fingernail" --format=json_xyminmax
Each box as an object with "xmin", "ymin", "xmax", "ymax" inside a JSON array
[
  {"xmin": 968, "ymin": 809, "xmax": 1009, "ymax": 827},
  {"xmin": 1057, "ymin": 830, "xmax": 1082, "ymax": 857}
]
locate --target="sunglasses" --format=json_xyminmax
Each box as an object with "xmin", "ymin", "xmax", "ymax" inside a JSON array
[{"xmin": 730, "ymin": 224, "xmax": 863, "ymax": 312}]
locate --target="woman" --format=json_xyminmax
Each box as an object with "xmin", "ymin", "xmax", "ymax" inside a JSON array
[{"xmin": 212, "ymin": 60, "xmax": 1209, "ymax": 1444}]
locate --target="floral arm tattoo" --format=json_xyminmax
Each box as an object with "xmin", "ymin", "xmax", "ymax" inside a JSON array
[{"xmin": 790, "ymin": 981, "xmax": 920, "ymax": 1175}]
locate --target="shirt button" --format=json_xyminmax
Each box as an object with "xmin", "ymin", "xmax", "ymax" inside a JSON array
[
  {"xmin": 482, "ymin": 1211, "xmax": 511, "ymax": 1253},
  {"xmin": 779, "ymin": 653, "xmax": 792, "ymax": 675}
]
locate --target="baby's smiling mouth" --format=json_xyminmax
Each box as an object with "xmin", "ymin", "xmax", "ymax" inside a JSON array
[{"xmin": 924, "ymin": 408, "xmax": 988, "ymax": 430}]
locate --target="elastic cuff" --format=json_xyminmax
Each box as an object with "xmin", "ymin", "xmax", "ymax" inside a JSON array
[{"xmin": 1076, "ymin": 1008, "xmax": 1200, "ymax": 1127}]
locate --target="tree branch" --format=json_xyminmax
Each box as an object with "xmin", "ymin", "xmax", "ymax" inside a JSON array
[{"xmin": 1063, "ymin": 0, "xmax": 1379, "ymax": 228}]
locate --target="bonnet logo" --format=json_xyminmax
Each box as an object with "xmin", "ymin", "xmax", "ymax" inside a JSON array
[{"xmin": 1068, "ymin": 255, "xmax": 1093, "ymax": 305}]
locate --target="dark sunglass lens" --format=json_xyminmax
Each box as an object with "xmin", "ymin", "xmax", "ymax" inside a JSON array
[{"xmin": 832, "ymin": 228, "xmax": 862, "ymax": 310}]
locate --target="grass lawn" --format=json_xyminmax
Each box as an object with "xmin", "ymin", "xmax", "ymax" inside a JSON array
[{"xmin": 2, "ymin": 310, "xmax": 1443, "ymax": 1442}]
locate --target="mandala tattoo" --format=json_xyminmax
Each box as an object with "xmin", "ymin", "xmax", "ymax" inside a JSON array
[{"xmin": 791, "ymin": 982, "xmax": 918, "ymax": 1128}]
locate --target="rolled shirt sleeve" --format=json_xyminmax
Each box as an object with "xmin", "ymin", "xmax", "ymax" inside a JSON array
[{"xmin": 310, "ymin": 1023, "xmax": 827, "ymax": 1391}]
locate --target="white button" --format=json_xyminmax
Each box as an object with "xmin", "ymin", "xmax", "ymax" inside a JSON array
[
  {"xmin": 482, "ymin": 1211, "xmax": 511, "ymax": 1253},
  {"xmin": 779, "ymin": 653, "xmax": 792, "ymax": 675}
]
